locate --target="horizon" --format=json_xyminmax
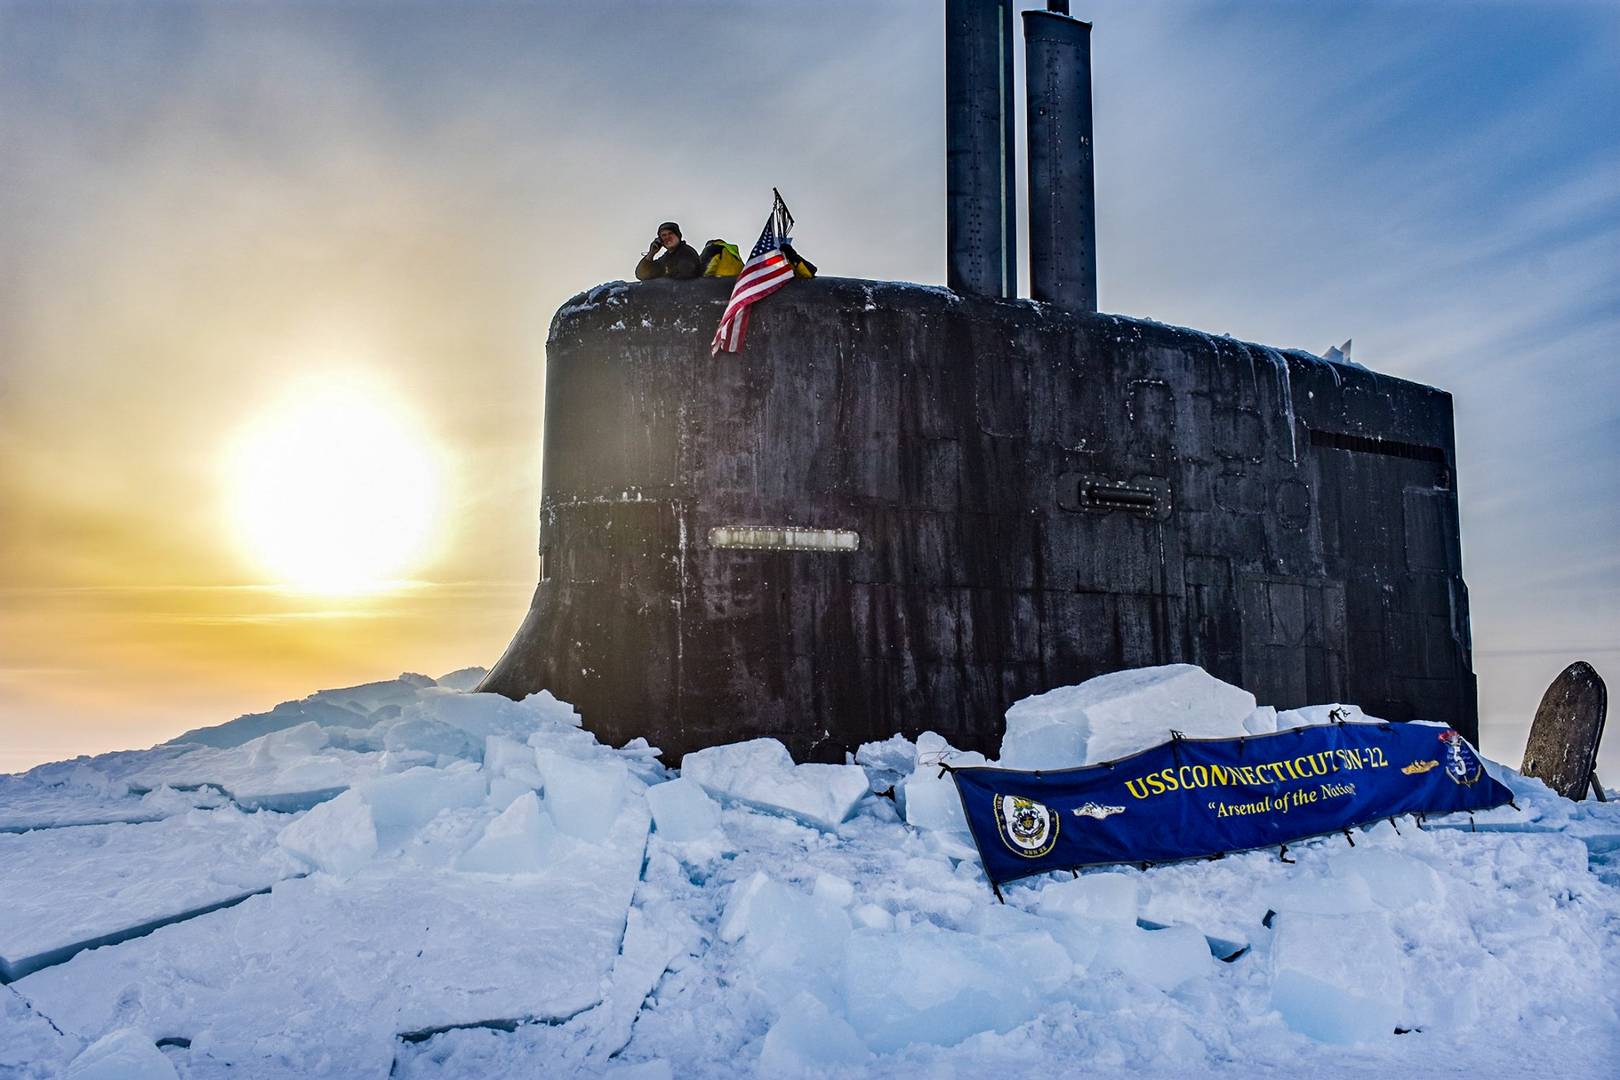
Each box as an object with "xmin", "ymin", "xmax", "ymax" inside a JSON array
[{"xmin": 2, "ymin": 0, "xmax": 1616, "ymax": 778}]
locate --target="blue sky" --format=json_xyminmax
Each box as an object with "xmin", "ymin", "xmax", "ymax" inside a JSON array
[{"xmin": 1, "ymin": 0, "xmax": 1616, "ymax": 774}]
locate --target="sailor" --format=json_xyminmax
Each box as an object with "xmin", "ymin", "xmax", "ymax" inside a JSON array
[{"xmin": 635, "ymin": 221, "xmax": 703, "ymax": 281}]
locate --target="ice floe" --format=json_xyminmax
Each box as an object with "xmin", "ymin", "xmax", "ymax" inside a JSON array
[
  {"xmin": 1001, "ymin": 663, "xmax": 1259, "ymax": 767},
  {"xmin": 681, "ymin": 738, "xmax": 868, "ymax": 831},
  {"xmin": 2, "ymin": 664, "xmax": 1618, "ymax": 1079}
]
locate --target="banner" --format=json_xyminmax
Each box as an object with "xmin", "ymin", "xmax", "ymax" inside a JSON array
[{"xmin": 948, "ymin": 722, "xmax": 1513, "ymax": 886}]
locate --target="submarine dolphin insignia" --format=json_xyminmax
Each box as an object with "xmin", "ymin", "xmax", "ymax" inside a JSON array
[{"xmin": 479, "ymin": 0, "xmax": 1477, "ymax": 763}]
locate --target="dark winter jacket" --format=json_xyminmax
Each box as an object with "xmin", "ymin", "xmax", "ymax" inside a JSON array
[{"xmin": 636, "ymin": 241, "xmax": 703, "ymax": 281}]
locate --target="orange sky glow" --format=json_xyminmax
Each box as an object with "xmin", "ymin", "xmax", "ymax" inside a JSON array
[{"xmin": 2, "ymin": 1, "xmax": 1615, "ymax": 776}]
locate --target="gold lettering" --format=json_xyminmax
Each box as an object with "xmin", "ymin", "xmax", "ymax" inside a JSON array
[{"xmin": 1125, "ymin": 777, "xmax": 1150, "ymax": 800}]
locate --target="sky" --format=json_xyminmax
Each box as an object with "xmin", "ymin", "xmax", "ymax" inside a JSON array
[{"xmin": 1, "ymin": 0, "xmax": 1616, "ymax": 777}]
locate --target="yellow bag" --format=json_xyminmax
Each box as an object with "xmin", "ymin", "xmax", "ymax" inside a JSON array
[
  {"xmin": 702, "ymin": 240, "xmax": 743, "ymax": 278},
  {"xmin": 783, "ymin": 242, "xmax": 817, "ymax": 278}
]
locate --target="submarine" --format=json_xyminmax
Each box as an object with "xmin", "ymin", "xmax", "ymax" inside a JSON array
[{"xmin": 480, "ymin": 1, "xmax": 1477, "ymax": 762}]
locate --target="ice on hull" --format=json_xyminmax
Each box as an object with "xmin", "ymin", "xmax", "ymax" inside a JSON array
[{"xmin": 478, "ymin": 278, "xmax": 1477, "ymax": 762}]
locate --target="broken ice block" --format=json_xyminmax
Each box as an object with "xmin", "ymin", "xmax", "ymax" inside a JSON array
[
  {"xmin": 355, "ymin": 766, "xmax": 486, "ymax": 847},
  {"xmin": 645, "ymin": 777, "xmax": 722, "ymax": 842},
  {"xmin": 1243, "ymin": 705, "xmax": 1279, "ymax": 735},
  {"xmin": 65, "ymin": 1027, "xmax": 177, "ymax": 1080},
  {"xmin": 1001, "ymin": 665, "xmax": 1257, "ymax": 767},
  {"xmin": 1270, "ymin": 911, "xmax": 1402, "ymax": 1042},
  {"xmin": 850, "ymin": 903, "xmax": 894, "ymax": 931},
  {"xmin": 1264, "ymin": 871, "xmax": 1376, "ymax": 917},
  {"xmin": 457, "ymin": 792, "xmax": 556, "ymax": 873},
  {"xmin": 841, "ymin": 925, "xmax": 1070, "ymax": 1051},
  {"xmin": 722, "ymin": 874, "xmax": 851, "ymax": 1007},
  {"xmin": 1331, "ymin": 847, "xmax": 1444, "ymax": 909},
  {"xmin": 277, "ymin": 790, "xmax": 378, "ymax": 877},
  {"xmin": 1094, "ymin": 922, "xmax": 1213, "ymax": 991},
  {"xmin": 758, "ymin": 993, "xmax": 868, "ymax": 1073},
  {"xmin": 19, "ymin": 801, "xmax": 653, "ymax": 1077},
  {"xmin": 0, "ymin": 809, "xmax": 294, "ymax": 983},
  {"xmin": 536, "ymin": 751, "xmax": 631, "ymax": 842},
  {"xmin": 487, "ymin": 776, "xmax": 534, "ymax": 810},
  {"xmin": 812, "ymin": 872, "xmax": 856, "ymax": 908},
  {"xmin": 1037, "ymin": 871, "xmax": 1140, "ymax": 924},
  {"xmin": 997, "ymin": 721, "xmax": 1087, "ymax": 770},
  {"xmin": 130, "ymin": 721, "xmax": 378, "ymax": 813},
  {"xmin": 483, "ymin": 735, "xmax": 540, "ymax": 782},
  {"xmin": 402, "ymin": 686, "xmax": 559, "ymax": 744},
  {"xmin": 680, "ymin": 739, "xmax": 868, "ymax": 831},
  {"xmin": 854, "ymin": 735, "xmax": 918, "ymax": 795},
  {"xmin": 718, "ymin": 871, "xmax": 772, "ymax": 944},
  {"xmin": 901, "ymin": 732, "xmax": 984, "ymax": 834},
  {"xmin": 380, "ymin": 716, "xmax": 478, "ymax": 760}
]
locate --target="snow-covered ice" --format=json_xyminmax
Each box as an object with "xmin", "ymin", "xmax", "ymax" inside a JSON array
[
  {"xmin": 0, "ymin": 807, "xmax": 297, "ymax": 981},
  {"xmin": 1036, "ymin": 870, "xmax": 1140, "ymax": 924},
  {"xmin": 276, "ymin": 788, "xmax": 378, "ymax": 876},
  {"xmin": 644, "ymin": 776, "xmax": 722, "ymax": 842},
  {"xmin": 127, "ymin": 721, "xmax": 379, "ymax": 812},
  {"xmin": 64, "ymin": 1027, "xmax": 179, "ymax": 1080},
  {"xmin": 17, "ymin": 799, "xmax": 651, "ymax": 1076},
  {"xmin": 355, "ymin": 764, "xmax": 486, "ymax": 847},
  {"xmin": 842, "ymin": 922, "xmax": 1072, "ymax": 1051},
  {"xmin": 3, "ymin": 664, "xmax": 1619, "ymax": 1078},
  {"xmin": 0, "ymin": 757, "xmax": 225, "ymax": 832},
  {"xmin": 758, "ymin": 992, "xmax": 867, "ymax": 1073},
  {"xmin": 900, "ymin": 730, "xmax": 984, "ymax": 835},
  {"xmin": 1096, "ymin": 921, "xmax": 1214, "ymax": 991},
  {"xmin": 1000, "ymin": 663, "xmax": 1258, "ymax": 767},
  {"xmin": 537, "ymin": 750, "xmax": 632, "ymax": 841},
  {"xmin": 1270, "ymin": 911, "xmax": 1403, "ymax": 1043},
  {"xmin": 455, "ymin": 791, "xmax": 556, "ymax": 873},
  {"xmin": 680, "ymin": 738, "xmax": 868, "ymax": 831}
]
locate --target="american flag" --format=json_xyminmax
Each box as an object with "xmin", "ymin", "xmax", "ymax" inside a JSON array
[{"xmin": 711, "ymin": 191, "xmax": 797, "ymax": 356}]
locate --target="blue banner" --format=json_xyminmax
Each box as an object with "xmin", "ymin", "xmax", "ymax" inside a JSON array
[{"xmin": 949, "ymin": 722, "xmax": 1513, "ymax": 886}]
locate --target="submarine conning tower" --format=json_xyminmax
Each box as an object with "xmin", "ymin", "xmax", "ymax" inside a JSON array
[
  {"xmin": 480, "ymin": 277, "xmax": 1477, "ymax": 761},
  {"xmin": 479, "ymin": 1, "xmax": 1476, "ymax": 761}
]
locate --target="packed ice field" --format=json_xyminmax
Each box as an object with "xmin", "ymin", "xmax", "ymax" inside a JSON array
[{"xmin": 2, "ymin": 664, "xmax": 1617, "ymax": 1079}]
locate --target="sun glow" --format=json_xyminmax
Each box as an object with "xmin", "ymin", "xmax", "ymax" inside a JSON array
[{"xmin": 227, "ymin": 375, "xmax": 445, "ymax": 595}]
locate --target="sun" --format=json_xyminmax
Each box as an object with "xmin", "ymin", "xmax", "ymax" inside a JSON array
[{"xmin": 227, "ymin": 375, "xmax": 445, "ymax": 595}]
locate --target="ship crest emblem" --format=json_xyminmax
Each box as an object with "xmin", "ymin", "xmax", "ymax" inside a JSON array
[
  {"xmin": 992, "ymin": 794, "xmax": 1060, "ymax": 858},
  {"xmin": 1072, "ymin": 801, "xmax": 1126, "ymax": 820},
  {"xmin": 1439, "ymin": 730, "xmax": 1483, "ymax": 786}
]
